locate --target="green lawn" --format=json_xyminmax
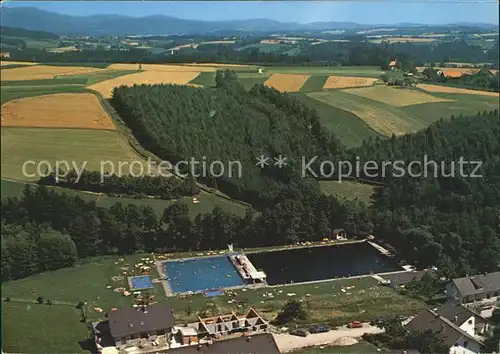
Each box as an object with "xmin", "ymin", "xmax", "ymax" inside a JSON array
[
  {"xmin": 1, "ymin": 302, "xmax": 89, "ymax": 353},
  {"xmin": 2, "ymin": 256, "xmax": 425, "ymax": 326},
  {"xmin": 0, "ymin": 85, "xmax": 91, "ymax": 104},
  {"xmin": 189, "ymin": 72, "xmax": 216, "ymax": 87},
  {"xmin": 319, "ymin": 181, "xmax": 378, "ymax": 205},
  {"xmin": 300, "ymin": 75, "xmax": 329, "ymax": 91},
  {"xmin": 292, "ymin": 93, "xmax": 381, "ymax": 147},
  {"xmin": 292, "ymin": 342, "xmax": 380, "ymax": 354}
]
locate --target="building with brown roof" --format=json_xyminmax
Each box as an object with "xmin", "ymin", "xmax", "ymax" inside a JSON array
[
  {"xmin": 107, "ymin": 303, "xmax": 175, "ymax": 347},
  {"xmin": 405, "ymin": 309, "xmax": 482, "ymax": 354}
]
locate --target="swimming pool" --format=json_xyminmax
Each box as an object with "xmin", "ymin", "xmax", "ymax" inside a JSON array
[
  {"xmin": 129, "ymin": 275, "xmax": 153, "ymax": 290},
  {"xmin": 164, "ymin": 256, "xmax": 244, "ymax": 294}
]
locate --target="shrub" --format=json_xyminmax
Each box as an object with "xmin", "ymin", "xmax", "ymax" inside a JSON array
[{"xmin": 36, "ymin": 296, "xmax": 44, "ymax": 304}]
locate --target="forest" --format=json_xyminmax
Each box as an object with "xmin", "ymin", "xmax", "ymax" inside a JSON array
[
  {"xmin": 2, "ymin": 82, "xmax": 499, "ymax": 281},
  {"xmin": 5, "ymin": 39, "xmax": 499, "ymax": 69},
  {"xmin": 38, "ymin": 169, "xmax": 200, "ymax": 199}
]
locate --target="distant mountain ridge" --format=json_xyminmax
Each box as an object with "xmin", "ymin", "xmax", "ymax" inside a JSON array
[{"xmin": 1, "ymin": 7, "xmax": 498, "ymax": 36}]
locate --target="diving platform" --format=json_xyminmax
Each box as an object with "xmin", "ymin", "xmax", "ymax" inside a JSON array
[{"xmin": 229, "ymin": 254, "xmax": 267, "ymax": 284}]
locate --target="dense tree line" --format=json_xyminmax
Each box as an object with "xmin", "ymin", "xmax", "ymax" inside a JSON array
[
  {"xmin": 4, "ymin": 39, "xmax": 498, "ymax": 68},
  {"xmin": 422, "ymin": 67, "xmax": 500, "ymax": 92},
  {"xmin": 110, "ymin": 71, "xmax": 341, "ymax": 207},
  {"xmin": 38, "ymin": 169, "xmax": 199, "ymax": 199}
]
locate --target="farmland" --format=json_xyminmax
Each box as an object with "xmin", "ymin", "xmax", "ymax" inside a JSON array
[
  {"xmin": 323, "ymin": 76, "xmax": 378, "ymax": 90},
  {"xmin": 1, "ymin": 93, "xmax": 116, "ymax": 130},
  {"xmin": 88, "ymin": 70, "xmax": 201, "ymax": 98},
  {"xmin": 264, "ymin": 73, "xmax": 310, "ymax": 92},
  {"xmin": 0, "ymin": 65, "xmax": 107, "ymax": 81},
  {"xmin": 266, "ymin": 66, "xmax": 384, "ymax": 78},
  {"xmin": 343, "ymin": 86, "xmax": 453, "ymax": 107},
  {"xmin": 418, "ymin": 83, "xmax": 500, "ymax": 97}
]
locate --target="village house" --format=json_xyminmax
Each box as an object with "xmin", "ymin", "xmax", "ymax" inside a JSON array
[
  {"xmin": 435, "ymin": 302, "xmax": 491, "ymax": 337},
  {"xmin": 106, "ymin": 303, "xmax": 175, "ymax": 349},
  {"xmin": 389, "ymin": 59, "xmax": 397, "ymax": 70},
  {"xmin": 405, "ymin": 308, "xmax": 483, "ymax": 354},
  {"xmin": 446, "ymin": 271, "xmax": 500, "ymax": 305}
]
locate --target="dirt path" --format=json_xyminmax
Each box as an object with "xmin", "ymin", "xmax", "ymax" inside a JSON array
[{"xmin": 273, "ymin": 323, "xmax": 383, "ymax": 352}]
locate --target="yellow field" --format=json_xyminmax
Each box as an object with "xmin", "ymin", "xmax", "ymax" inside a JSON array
[
  {"xmin": 189, "ymin": 63, "xmax": 257, "ymax": 68},
  {"xmin": 264, "ymin": 73, "xmax": 310, "ymax": 92},
  {"xmin": 1, "ymin": 93, "xmax": 116, "ymax": 130},
  {"xmin": 1, "ymin": 65, "xmax": 106, "ymax": 81},
  {"xmin": 88, "ymin": 70, "xmax": 201, "ymax": 98},
  {"xmin": 1, "ymin": 61, "xmax": 38, "ymax": 66},
  {"xmin": 106, "ymin": 63, "xmax": 140, "ymax": 70},
  {"xmin": 323, "ymin": 76, "xmax": 377, "ymax": 89},
  {"xmin": 140, "ymin": 64, "xmax": 215, "ymax": 72},
  {"xmin": 418, "ymin": 84, "xmax": 500, "ymax": 97},
  {"xmin": 416, "ymin": 67, "xmax": 480, "ymax": 75},
  {"xmin": 343, "ymin": 86, "xmax": 453, "ymax": 107}
]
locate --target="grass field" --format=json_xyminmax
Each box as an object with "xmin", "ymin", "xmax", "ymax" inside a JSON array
[
  {"xmin": 292, "ymin": 342, "xmax": 380, "ymax": 354},
  {"xmin": 344, "ymin": 86, "xmax": 453, "ymax": 107},
  {"xmin": 266, "ymin": 66, "xmax": 384, "ymax": 78},
  {"xmin": 189, "ymin": 71, "xmax": 216, "ymax": 87},
  {"xmin": 300, "ymin": 75, "xmax": 329, "ymax": 91},
  {"xmin": 2, "ymin": 254, "xmax": 425, "ymax": 326},
  {"xmin": 0, "ymin": 85, "xmax": 91, "ymax": 105},
  {"xmin": 418, "ymin": 83, "xmax": 500, "ymax": 97},
  {"xmin": 1, "ymin": 127, "xmax": 143, "ymax": 181},
  {"xmin": 307, "ymin": 90, "xmax": 429, "ymax": 136},
  {"xmin": 293, "ymin": 93, "xmax": 380, "ymax": 147},
  {"xmin": 1, "ymin": 93, "xmax": 116, "ymax": 130},
  {"xmin": 0, "ymin": 179, "xmax": 249, "ymax": 218},
  {"xmin": 1, "ymin": 302, "xmax": 89, "ymax": 353},
  {"xmin": 237, "ymin": 43, "xmax": 290, "ymax": 52},
  {"xmin": 319, "ymin": 181, "xmax": 378, "ymax": 205}
]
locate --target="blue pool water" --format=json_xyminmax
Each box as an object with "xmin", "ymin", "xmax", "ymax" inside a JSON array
[
  {"xmin": 164, "ymin": 256, "xmax": 244, "ymax": 293},
  {"xmin": 130, "ymin": 275, "xmax": 153, "ymax": 290}
]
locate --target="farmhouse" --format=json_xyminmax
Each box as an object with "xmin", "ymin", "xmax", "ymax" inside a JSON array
[
  {"xmin": 446, "ymin": 271, "xmax": 500, "ymax": 304},
  {"xmin": 405, "ymin": 308, "xmax": 483, "ymax": 354},
  {"xmin": 389, "ymin": 59, "xmax": 397, "ymax": 70},
  {"xmin": 436, "ymin": 302, "xmax": 490, "ymax": 336},
  {"xmin": 107, "ymin": 303, "xmax": 175, "ymax": 348},
  {"xmin": 0, "ymin": 51, "xmax": 10, "ymax": 58}
]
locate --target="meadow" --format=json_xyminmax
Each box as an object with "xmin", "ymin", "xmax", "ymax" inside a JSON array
[
  {"xmin": 319, "ymin": 181, "xmax": 378, "ymax": 205},
  {"xmin": 266, "ymin": 66, "xmax": 384, "ymax": 78},
  {"xmin": 0, "ymin": 179, "xmax": 249, "ymax": 218}
]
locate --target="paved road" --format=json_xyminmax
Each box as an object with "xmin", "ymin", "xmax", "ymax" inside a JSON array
[{"xmin": 273, "ymin": 323, "xmax": 384, "ymax": 352}]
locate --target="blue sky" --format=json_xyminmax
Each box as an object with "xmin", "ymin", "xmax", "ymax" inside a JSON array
[{"xmin": 2, "ymin": 1, "xmax": 499, "ymax": 25}]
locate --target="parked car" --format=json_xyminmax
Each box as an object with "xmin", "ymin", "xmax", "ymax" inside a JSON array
[
  {"xmin": 347, "ymin": 321, "xmax": 363, "ymax": 328},
  {"xmin": 289, "ymin": 329, "xmax": 309, "ymax": 337},
  {"xmin": 309, "ymin": 324, "xmax": 329, "ymax": 333}
]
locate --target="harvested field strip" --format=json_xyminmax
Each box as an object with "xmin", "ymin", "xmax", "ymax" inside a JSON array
[
  {"xmin": 1, "ymin": 127, "xmax": 144, "ymax": 181},
  {"xmin": 266, "ymin": 66, "xmax": 384, "ymax": 78},
  {"xmin": 188, "ymin": 63, "xmax": 257, "ymax": 68},
  {"xmin": 418, "ymin": 84, "xmax": 500, "ymax": 97},
  {"xmin": 140, "ymin": 64, "xmax": 215, "ymax": 72},
  {"xmin": 264, "ymin": 73, "xmax": 310, "ymax": 92},
  {"xmin": 344, "ymin": 86, "xmax": 453, "ymax": 107},
  {"xmin": 88, "ymin": 71, "xmax": 201, "ymax": 98},
  {"xmin": 307, "ymin": 90, "xmax": 428, "ymax": 136},
  {"xmin": 0, "ymin": 65, "xmax": 107, "ymax": 81},
  {"xmin": 1, "ymin": 93, "xmax": 116, "ymax": 130},
  {"xmin": 292, "ymin": 93, "xmax": 380, "ymax": 147},
  {"xmin": 323, "ymin": 76, "xmax": 377, "ymax": 89},
  {"xmin": 300, "ymin": 75, "xmax": 329, "ymax": 91},
  {"xmin": 1, "ymin": 61, "xmax": 38, "ymax": 66},
  {"xmin": 0, "ymin": 86, "xmax": 91, "ymax": 105},
  {"xmin": 107, "ymin": 63, "xmax": 140, "ymax": 71}
]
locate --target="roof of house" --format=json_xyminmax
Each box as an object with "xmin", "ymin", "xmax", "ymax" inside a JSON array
[
  {"xmin": 107, "ymin": 303, "xmax": 175, "ymax": 338},
  {"xmin": 405, "ymin": 309, "xmax": 481, "ymax": 347},
  {"xmin": 389, "ymin": 60, "xmax": 397, "ymax": 66},
  {"xmin": 436, "ymin": 302, "xmax": 490, "ymax": 326},
  {"xmin": 381, "ymin": 270, "xmax": 433, "ymax": 285},
  {"xmin": 166, "ymin": 333, "xmax": 281, "ymax": 354},
  {"xmin": 451, "ymin": 271, "xmax": 500, "ymax": 297}
]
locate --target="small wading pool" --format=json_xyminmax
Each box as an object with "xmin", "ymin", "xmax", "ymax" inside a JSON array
[
  {"xmin": 164, "ymin": 256, "xmax": 244, "ymax": 294},
  {"xmin": 129, "ymin": 275, "xmax": 153, "ymax": 290}
]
